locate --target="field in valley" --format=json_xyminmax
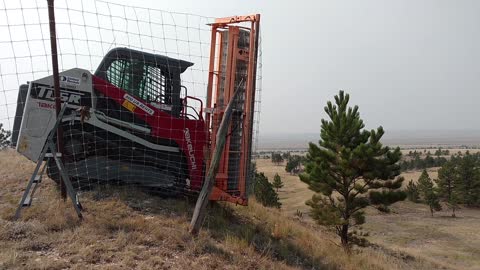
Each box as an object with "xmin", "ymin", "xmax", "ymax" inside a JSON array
[{"xmin": 256, "ymin": 157, "xmax": 480, "ymax": 270}]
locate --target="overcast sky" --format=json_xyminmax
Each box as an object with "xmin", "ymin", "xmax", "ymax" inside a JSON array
[
  {"xmin": 129, "ymin": 0, "xmax": 479, "ymax": 135},
  {"xmin": 2, "ymin": 0, "xmax": 480, "ymax": 136}
]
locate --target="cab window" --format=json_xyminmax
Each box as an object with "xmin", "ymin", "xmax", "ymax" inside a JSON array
[{"xmin": 106, "ymin": 59, "xmax": 173, "ymax": 104}]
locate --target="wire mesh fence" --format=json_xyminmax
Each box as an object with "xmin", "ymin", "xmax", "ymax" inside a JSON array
[{"xmin": 0, "ymin": 0, "xmax": 262, "ymax": 205}]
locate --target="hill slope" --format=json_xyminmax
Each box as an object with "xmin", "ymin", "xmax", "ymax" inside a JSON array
[{"xmin": 0, "ymin": 150, "xmax": 439, "ymax": 269}]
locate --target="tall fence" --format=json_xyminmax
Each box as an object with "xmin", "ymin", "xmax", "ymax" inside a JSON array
[{"xmin": 0, "ymin": 0, "xmax": 262, "ymax": 200}]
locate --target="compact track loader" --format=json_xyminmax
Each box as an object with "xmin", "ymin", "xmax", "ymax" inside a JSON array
[{"xmin": 12, "ymin": 15, "xmax": 260, "ymax": 205}]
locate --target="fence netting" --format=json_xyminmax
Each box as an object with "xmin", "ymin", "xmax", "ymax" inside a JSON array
[{"xmin": 0, "ymin": 0, "xmax": 262, "ymax": 200}]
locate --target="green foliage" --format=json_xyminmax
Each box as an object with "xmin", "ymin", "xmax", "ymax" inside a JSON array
[
  {"xmin": 272, "ymin": 173, "xmax": 284, "ymax": 192},
  {"xmin": 306, "ymin": 194, "xmax": 344, "ymax": 226},
  {"xmin": 300, "ymin": 90, "xmax": 404, "ymax": 249},
  {"xmin": 399, "ymin": 155, "xmax": 447, "ymax": 171},
  {"xmin": 253, "ymin": 172, "xmax": 281, "ymax": 209},
  {"xmin": 405, "ymin": 180, "xmax": 420, "ymax": 203},
  {"xmin": 424, "ymin": 191, "xmax": 442, "ymax": 217},
  {"xmin": 417, "ymin": 170, "xmax": 431, "ymax": 193},
  {"xmin": 427, "ymin": 153, "xmax": 480, "ymax": 215},
  {"xmin": 455, "ymin": 153, "xmax": 480, "ymax": 206},
  {"xmin": 417, "ymin": 170, "xmax": 442, "ymax": 216},
  {"xmin": 435, "ymin": 161, "xmax": 460, "ymax": 217},
  {"xmin": 271, "ymin": 152, "xmax": 284, "ymax": 165},
  {"xmin": 369, "ymin": 186, "xmax": 407, "ymax": 213},
  {"xmin": 434, "ymin": 147, "xmax": 450, "ymax": 157},
  {"xmin": 0, "ymin": 123, "xmax": 11, "ymax": 149},
  {"xmin": 285, "ymin": 155, "xmax": 303, "ymax": 174}
]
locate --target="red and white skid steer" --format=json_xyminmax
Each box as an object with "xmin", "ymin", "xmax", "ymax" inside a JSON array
[{"xmin": 12, "ymin": 15, "xmax": 260, "ymax": 205}]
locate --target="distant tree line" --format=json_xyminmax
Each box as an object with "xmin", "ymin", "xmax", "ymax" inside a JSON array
[
  {"xmin": 399, "ymin": 154, "xmax": 447, "ymax": 171},
  {"xmin": 406, "ymin": 151, "xmax": 480, "ymax": 217},
  {"xmin": 406, "ymin": 148, "xmax": 450, "ymax": 157}
]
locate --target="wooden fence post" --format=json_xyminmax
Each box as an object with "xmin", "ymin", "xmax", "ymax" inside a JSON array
[{"xmin": 189, "ymin": 88, "xmax": 241, "ymax": 235}]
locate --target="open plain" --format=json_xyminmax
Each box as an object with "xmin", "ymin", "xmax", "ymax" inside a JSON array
[{"xmin": 256, "ymin": 157, "xmax": 480, "ymax": 270}]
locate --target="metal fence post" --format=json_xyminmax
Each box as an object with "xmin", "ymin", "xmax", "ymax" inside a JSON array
[{"xmin": 47, "ymin": 0, "xmax": 66, "ymax": 199}]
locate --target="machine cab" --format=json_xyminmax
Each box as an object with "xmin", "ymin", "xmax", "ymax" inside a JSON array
[{"xmin": 94, "ymin": 47, "xmax": 193, "ymax": 118}]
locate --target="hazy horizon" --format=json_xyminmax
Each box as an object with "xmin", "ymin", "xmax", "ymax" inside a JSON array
[
  {"xmin": 260, "ymin": 128, "xmax": 480, "ymax": 136},
  {"xmin": 258, "ymin": 129, "xmax": 480, "ymax": 149}
]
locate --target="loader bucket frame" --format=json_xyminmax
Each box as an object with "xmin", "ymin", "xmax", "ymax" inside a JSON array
[{"xmin": 206, "ymin": 15, "xmax": 260, "ymax": 205}]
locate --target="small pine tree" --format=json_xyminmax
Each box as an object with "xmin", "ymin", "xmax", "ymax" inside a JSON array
[
  {"xmin": 285, "ymin": 155, "xmax": 301, "ymax": 174},
  {"xmin": 436, "ymin": 161, "xmax": 460, "ymax": 217},
  {"xmin": 272, "ymin": 173, "xmax": 284, "ymax": 192},
  {"xmin": 282, "ymin": 151, "xmax": 291, "ymax": 160},
  {"xmin": 417, "ymin": 170, "xmax": 442, "ymax": 216},
  {"xmin": 456, "ymin": 152, "xmax": 480, "ymax": 206},
  {"xmin": 424, "ymin": 191, "xmax": 442, "ymax": 217},
  {"xmin": 405, "ymin": 180, "xmax": 420, "ymax": 203},
  {"xmin": 253, "ymin": 172, "xmax": 281, "ymax": 208},
  {"xmin": 300, "ymin": 91, "xmax": 404, "ymax": 249},
  {"xmin": 0, "ymin": 123, "xmax": 11, "ymax": 149},
  {"xmin": 271, "ymin": 152, "xmax": 284, "ymax": 166}
]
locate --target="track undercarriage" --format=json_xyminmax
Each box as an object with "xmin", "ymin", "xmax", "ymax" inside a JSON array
[{"xmin": 47, "ymin": 123, "xmax": 191, "ymax": 195}]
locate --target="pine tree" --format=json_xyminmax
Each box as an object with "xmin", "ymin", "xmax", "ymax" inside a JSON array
[
  {"xmin": 253, "ymin": 172, "xmax": 281, "ymax": 208},
  {"xmin": 0, "ymin": 123, "xmax": 11, "ymax": 149},
  {"xmin": 271, "ymin": 153, "xmax": 284, "ymax": 166},
  {"xmin": 370, "ymin": 180, "xmax": 407, "ymax": 213},
  {"xmin": 417, "ymin": 170, "xmax": 441, "ymax": 216},
  {"xmin": 456, "ymin": 153, "xmax": 480, "ymax": 206},
  {"xmin": 435, "ymin": 161, "xmax": 460, "ymax": 217},
  {"xmin": 285, "ymin": 155, "xmax": 301, "ymax": 174},
  {"xmin": 405, "ymin": 180, "xmax": 420, "ymax": 203},
  {"xmin": 424, "ymin": 190, "xmax": 442, "ymax": 217},
  {"xmin": 272, "ymin": 173, "xmax": 284, "ymax": 192},
  {"xmin": 300, "ymin": 91, "xmax": 404, "ymax": 249}
]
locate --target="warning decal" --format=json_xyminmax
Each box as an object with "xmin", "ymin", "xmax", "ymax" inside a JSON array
[
  {"xmin": 122, "ymin": 99, "xmax": 136, "ymax": 112},
  {"xmin": 123, "ymin": 94, "xmax": 154, "ymax": 115}
]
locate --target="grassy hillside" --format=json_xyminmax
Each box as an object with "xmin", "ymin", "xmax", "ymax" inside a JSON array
[
  {"xmin": 0, "ymin": 150, "xmax": 440, "ymax": 269},
  {"xmin": 256, "ymin": 158, "xmax": 480, "ymax": 270}
]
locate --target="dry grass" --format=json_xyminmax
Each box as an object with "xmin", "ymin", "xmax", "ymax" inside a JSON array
[
  {"xmin": 0, "ymin": 149, "xmax": 466, "ymax": 269},
  {"xmin": 256, "ymin": 158, "xmax": 480, "ymax": 270},
  {"xmin": 363, "ymin": 202, "xmax": 480, "ymax": 270},
  {"xmin": 0, "ymin": 150, "xmax": 290, "ymax": 269}
]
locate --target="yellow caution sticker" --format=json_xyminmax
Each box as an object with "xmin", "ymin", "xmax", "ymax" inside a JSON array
[{"xmin": 122, "ymin": 99, "xmax": 136, "ymax": 112}]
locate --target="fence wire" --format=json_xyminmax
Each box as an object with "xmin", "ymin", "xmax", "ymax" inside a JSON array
[{"xmin": 0, "ymin": 0, "xmax": 262, "ymax": 200}]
